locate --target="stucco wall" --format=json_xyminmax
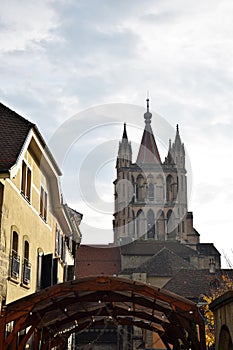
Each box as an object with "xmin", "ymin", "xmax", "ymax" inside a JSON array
[{"xmin": 0, "ymin": 145, "xmax": 66, "ymax": 304}]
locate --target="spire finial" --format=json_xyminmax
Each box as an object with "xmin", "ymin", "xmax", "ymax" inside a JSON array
[
  {"xmin": 146, "ymin": 98, "xmax": 149, "ymax": 112},
  {"xmin": 146, "ymin": 90, "xmax": 150, "ymax": 112},
  {"xmin": 176, "ymin": 124, "xmax": 179, "ymax": 132},
  {"xmin": 144, "ymin": 96, "xmax": 152, "ymax": 124},
  {"xmin": 122, "ymin": 122, "xmax": 128, "ymax": 139}
]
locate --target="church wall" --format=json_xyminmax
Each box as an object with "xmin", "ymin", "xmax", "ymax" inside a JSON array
[{"xmin": 197, "ymin": 255, "xmax": 221, "ymax": 270}]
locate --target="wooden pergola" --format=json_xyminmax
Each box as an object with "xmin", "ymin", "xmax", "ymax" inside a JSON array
[{"xmin": 0, "ymin": 276, "xmax": 206, "ymax": 349}]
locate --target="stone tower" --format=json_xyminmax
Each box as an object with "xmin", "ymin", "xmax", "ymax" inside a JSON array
[{"xmin": 113, "ymin": 100, "xmax": 199, "ymax": 247}]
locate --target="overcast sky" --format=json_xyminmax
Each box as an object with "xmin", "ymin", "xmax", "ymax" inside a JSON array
[{"xmin": 1, "ymin": 0, "xmax": 233, "ymax": 267}]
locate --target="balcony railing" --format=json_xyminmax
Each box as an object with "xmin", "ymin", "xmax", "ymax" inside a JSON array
[
  {"xmin": 10, "ymin": 250, "xmax": 20, "ymax": 279},
  {"xmin": 22, "ymin": 258, "xmax": 31, "ymax": 285}
]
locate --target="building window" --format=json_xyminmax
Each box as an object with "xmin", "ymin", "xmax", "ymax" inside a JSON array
[
  {"xmin": 166, "ymin": 175, "xmax": 173, "ymax": 202},
  {"xmin": 147, "ymin": 210, "xmax": 155, "ymax": 239},
  {"xmin": 55, "ymin": 226, "xmax": 66, "ymax": 262},
  {"xmin": 11, "ymin": 231, "xmax": 20, "ymax": 279},
  {"xmin": 40, "ymin": 186, "xmax": 48, "ymax": 221},
  {"xmin": 182, "ymin": 221, "xmax": 185, "ymax": 232},
  {"xmin": 21, "ymin": 161, "xmax": 31, "ymax": 202},
  {"xmin": 55, "ymin": 226, "xmax": 61, "ymax": 256},
  {"xmin": 22, "ymin": 240, "xmax": 31, "ymax": 285},
  {"xmin": 148, "ymin": 183, "xmax": 154, "ymax": 201}
]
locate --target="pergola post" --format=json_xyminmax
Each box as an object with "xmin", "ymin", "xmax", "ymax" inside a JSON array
[
  {"xmin": 0, "ymin": 307, "xmax": 6, "ymax": 350},
  {"xmin": 199, "ymin": 323, "xmax": 207, "ymax": 350}
]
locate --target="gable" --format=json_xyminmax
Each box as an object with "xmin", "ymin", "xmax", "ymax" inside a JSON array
[{"xmin": 0, "ymin": 103, "xmax": 34, "ymax": 173}]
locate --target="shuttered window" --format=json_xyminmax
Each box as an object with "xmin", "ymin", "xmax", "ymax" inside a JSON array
[
  {"xmin": 21, "ymin": 161, "xmax": 31, "ymax": 202},
  {"xmin": 40, "ymin": 186, "xmax": 48, "ymax": 221}
]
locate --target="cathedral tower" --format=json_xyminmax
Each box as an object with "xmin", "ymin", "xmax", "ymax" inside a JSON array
[{"xmin": 113, "ymin": 100, "xmax": 199, "ymax": 247}]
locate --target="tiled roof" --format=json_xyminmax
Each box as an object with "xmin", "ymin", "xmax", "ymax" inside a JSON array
[
  {"xmin": 138, "ymin": 248, "xmax": 195, "ymax": 276},
  {"xmin": 197, "ymin": 243, "xmax": 221, "ymax": 256},
  {"xmin": 164, "ymin": 269, "xmax": 233, "ymax": 301},
  {"xmin": 120, "ymin": 240, "xmax": 198, "ymax": 258},
  {"xmin": 75, "ymin": 245, "xmax": 121, "ymax": 277},
  {"xmin": 0, "ymin": 103, "xmax": 34, "ymax": 172},
  {"xmin": 120, "ymin": 247, "xmax": 194, "ymax": 276}
]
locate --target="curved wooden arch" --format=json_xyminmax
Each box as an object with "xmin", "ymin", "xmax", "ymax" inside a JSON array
[{"xmin": 0, "ymin": 276, "xmax": 206, "ymax": 350}]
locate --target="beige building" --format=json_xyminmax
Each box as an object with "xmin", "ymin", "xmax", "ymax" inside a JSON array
[{"xmin": 0, "ymin": 102, "xmax": 82, "ymax": 308}]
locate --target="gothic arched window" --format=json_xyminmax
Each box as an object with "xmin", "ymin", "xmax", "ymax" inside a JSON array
[
  {"xmin": 136, "ymin": 209, "xmax": 145, "ymax": 238},
  {"xmin": 166, "ymin": 175, "xmax": 173, "ymax": 202},
  {"xmin": 167, "ymin": 210, "xmax": 176, "ymax": 238},
  {"xmin": 148, "ymin": 183, "xmax": 154, "ymax": 201},
  {"xmin": 147, "ymin": 210, "xmax": 155, "ymax": 239},
  {"xmin": 156, "ymin": 175, "xmax": 164, "ymax": 203},
  {"xmin": 136, "ymin": 175, "xmax": 145, "ymax": 202},
  {"xmin": 156, "ymin": 210, "xmax": 165, "ymax": 240}
]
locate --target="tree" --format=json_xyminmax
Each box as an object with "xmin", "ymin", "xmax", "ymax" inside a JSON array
[{"xmin": 201, "ymin": 273, "xmax": 233, "ymax": 348}]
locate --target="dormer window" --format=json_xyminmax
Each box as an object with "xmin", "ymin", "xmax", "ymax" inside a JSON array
[{"xmin": 21, "ymin": 161, "xmax": 31, "ymax": 202}]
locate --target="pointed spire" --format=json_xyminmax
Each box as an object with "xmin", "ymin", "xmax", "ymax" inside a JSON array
[
  {"xmin": 166, "ymin": 138, "xmax": 174, "ymax": 164},
  {"xmin": 169, "ymin": 139, "xmax": 172, "ymax": 151},
  {"xmin": 136, "ymin": 99, "xmax": 161, "ymax": 165},
  {"xmin": 117, "ymin": 123, "xmax": 132, "ymax": 168},
  {"xmin": 122, "ymin": 122, "xmax": 128, "ymax": 140},
  {"xmin": 175, "ymin": 124, "xmax": 181, "ymax": 147}
]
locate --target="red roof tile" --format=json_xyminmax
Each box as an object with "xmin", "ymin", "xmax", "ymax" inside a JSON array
[{"xmin": 75, "ymin": 245, "xmax": 121, "ymax": 277}]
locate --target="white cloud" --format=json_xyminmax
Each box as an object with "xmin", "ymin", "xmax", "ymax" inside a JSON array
[
  {"xmin": 1, "ymin": 0, "xmax": 233, "ymax": 265},
  {"xmin": 0, "ymin": 0, "xmax": 60, "ymax": 52}
]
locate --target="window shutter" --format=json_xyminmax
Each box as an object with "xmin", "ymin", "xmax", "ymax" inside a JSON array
[
  {"xmin": 41, "ymin": 254, "xmax": 53, "ymax": 289},
  {"xmin": 21, "ymin": 161, "xmax": 27, "ymax": 195},
  {"xmin": 26, "ymin": 168, "xmax": 31, "ymax": 200},
  {"xmin": 53, "ymin": 258, "xmax": 58, "ymax": 285}
]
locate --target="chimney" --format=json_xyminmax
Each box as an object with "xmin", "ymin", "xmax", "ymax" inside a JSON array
[{"xmin": 209, "ymin": 258, "xmax": 216, "ymax": 274}]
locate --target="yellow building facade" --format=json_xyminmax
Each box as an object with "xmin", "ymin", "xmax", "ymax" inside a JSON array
[{"xmin": 0, "ymin": 103, "xmax": 82, "ymax": 308}]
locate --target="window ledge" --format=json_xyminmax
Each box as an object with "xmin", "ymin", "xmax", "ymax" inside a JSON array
[
  {"xmin": 8, "ymin": 276, "xmax": 20, "ymax": 284},
  {"xmin": 39, "ymin": 214, "xmax": 47, "ymax": 223},
  {"xmin": 20, "ymin": 282, "xmax": 30, "ymax": 290},
  {"xmin": 21, "ymin": 192, "xmax": 31, "ymax": 205}
]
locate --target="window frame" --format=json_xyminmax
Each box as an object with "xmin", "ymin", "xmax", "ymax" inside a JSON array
[
  {"xmin": 21, "ymin": 160, "xmax": 32, "ymax": 202},
  {"xmin": 22, "ymin": 240, "xmax": 31, "ymax": 286},
  {"xmin": 10, "ymin": 231, "xmax": 20, "ymax": 281},
  {"xmin": 40, "ymin": 186, "xmax": 48, "ymax": 222}
]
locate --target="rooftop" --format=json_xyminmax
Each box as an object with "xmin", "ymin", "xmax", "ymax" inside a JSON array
[{"xmin": 0, "ymin": 103, "xmax": 34, "ymax": 172}]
